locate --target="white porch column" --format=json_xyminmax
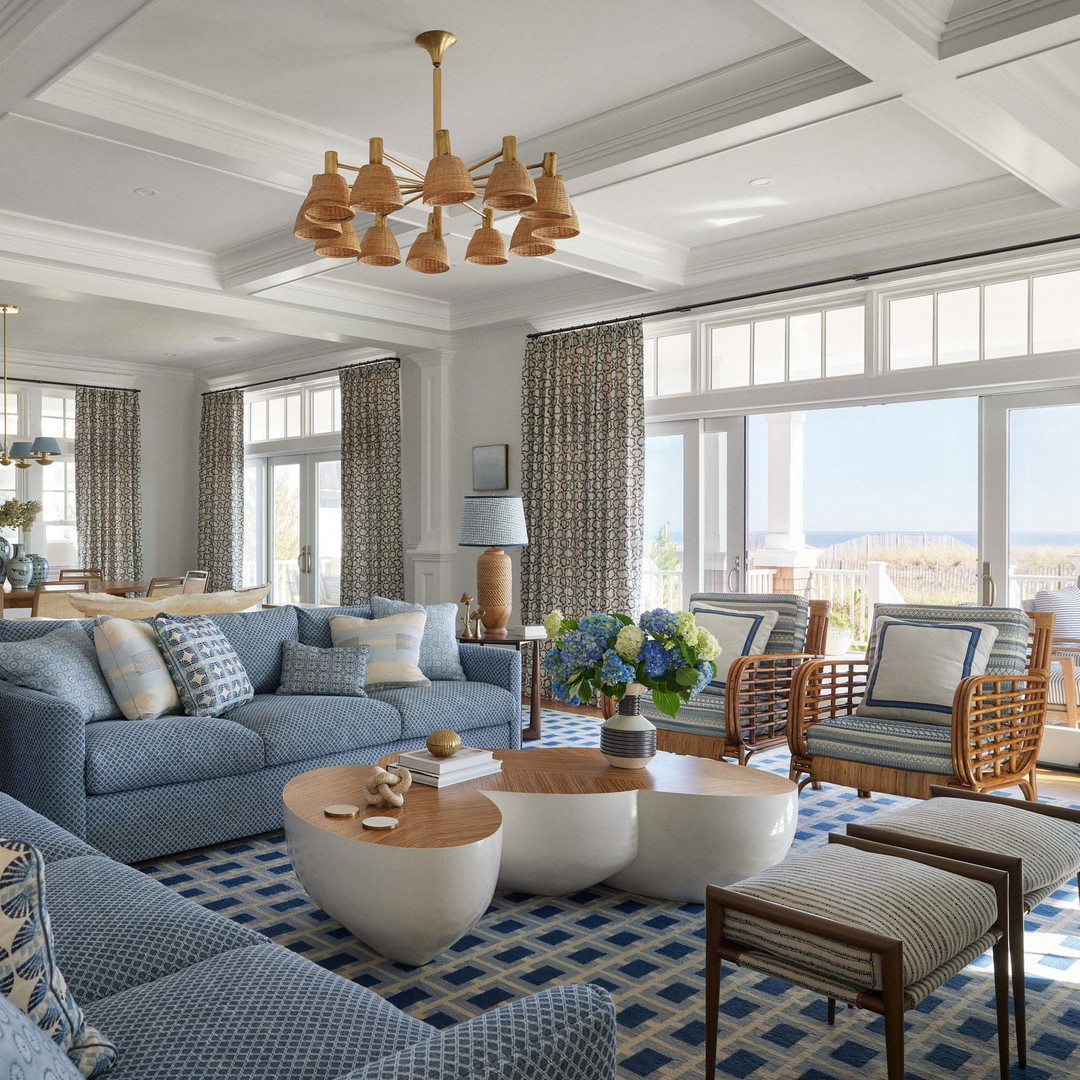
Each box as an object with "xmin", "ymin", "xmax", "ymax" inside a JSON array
[{"xmin": 406, "ymin": 348, "xmax": 455, "ymax": 602}]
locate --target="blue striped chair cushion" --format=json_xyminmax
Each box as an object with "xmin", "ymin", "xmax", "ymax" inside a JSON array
[
  {"xmin": 1033, "ymin": 585, "xmax": 1080, "ymax": 637},
  {"xmin": 688, "ymin": 593, "xmax": 809, "ymax": 655},
  {"xmin": 725, "ymin": 844, "xmax": 998, "ymax": 1006},
  {"xmin": 862, "ymin": 797, "xmax": 1080, "ymax": 901},
  {"xmin": 1049, "ymin": 659, "xmax": 1079, "ymax": 706},
  {"xmin": 867, "ymin": 604, "xmax": 1030, "ymax": 676},
  {"xmin": 805, "ymin": 715, "xmax": 955, "ymax": 774}
]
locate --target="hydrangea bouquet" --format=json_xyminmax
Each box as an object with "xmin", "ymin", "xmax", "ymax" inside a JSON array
[{"xmin": 542, "ymin": 608, "xmax": 721, "ymax": 718}]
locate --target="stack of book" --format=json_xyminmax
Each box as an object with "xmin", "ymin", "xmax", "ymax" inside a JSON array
[{"xmin": 395, "ymin": 747, "xmax": 503, "ymax": 788}]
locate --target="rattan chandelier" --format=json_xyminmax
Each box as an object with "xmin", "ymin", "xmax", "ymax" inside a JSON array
[{"xmin": 292, "ymin": 30, "xmax": 579, "ymax": 274}]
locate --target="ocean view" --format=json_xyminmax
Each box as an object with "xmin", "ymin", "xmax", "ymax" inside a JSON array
[{"xmin": 653, "ymin": 530, "xmax": 1080, "ymax": 550}]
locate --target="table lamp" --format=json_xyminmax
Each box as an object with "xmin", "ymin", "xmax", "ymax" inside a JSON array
[{"xmin": 459, "ymin": 495, "xmax": 529, "ymax": 636}]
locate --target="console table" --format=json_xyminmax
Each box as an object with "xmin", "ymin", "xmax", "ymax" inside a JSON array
[{"xmin": 457, "ymin": 630, "xmax": 547, "ymax": 740}]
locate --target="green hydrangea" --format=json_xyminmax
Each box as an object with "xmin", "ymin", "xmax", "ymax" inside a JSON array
[
  {"xmin": 543, "ymin": 609, "xmax": 565, "ymax": 638},
  {"xmin": 696, "ymin": 627, "xmax": 721, "ymax": 662},
  {"xmin": 615, "ymin": 623, "xmax": 644, "ymax": 661}
]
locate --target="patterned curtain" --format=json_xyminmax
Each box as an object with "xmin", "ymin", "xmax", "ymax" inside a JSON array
[
  {"xmin": 339, "ymin": 359, "xmax": 405, "ymax": 603},
  {"xmin": 75, "ymin": 388, "xmax": 142, "ymax": 579},
  {"xmin": 197, "ymin": 390, "xmax": 245, "ymax": 591},
  {"xmin": 520, "ymin": 322, "xmax": 645, "ymax": 695}
]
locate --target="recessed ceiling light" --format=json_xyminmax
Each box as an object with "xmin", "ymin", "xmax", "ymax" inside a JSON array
[
  {"xmin": 748, "ymin": 177, "xmax": 775, "ymax": 187},
  {"xmin": 213, "ymin": 336, "xmax": 239, "ymax": 343},
  {"xmin": 133, "ymin": 187, "xmax": 158, "ymax": 197},
  {"xmin": 163, "ymin": 352, "xmax": 176, "ymax": 358}
]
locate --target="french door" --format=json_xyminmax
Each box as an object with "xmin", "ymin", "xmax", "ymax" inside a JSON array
[
  {"xmin": 642, "ymin": 418, "xmax": 745, "ymax": 609},
  {"xmin": 980, "ymin": 388, "xmax": 1080, "ymax": 605},
  {"xmin": 264, "ymin": 452, "xmax": 342, "ymax": 605}
]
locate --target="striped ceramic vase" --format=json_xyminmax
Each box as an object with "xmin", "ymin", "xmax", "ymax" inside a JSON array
[{"xmin": 600, "ymin": 682, "xmax": 657, "ymax": 769}]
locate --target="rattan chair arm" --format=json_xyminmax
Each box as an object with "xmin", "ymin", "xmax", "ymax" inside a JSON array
[
  {"xmin": 725, "ymin": 652, "xmax": 819, "ymax": 751},
  {"xmin": 787, "ymin": 659, "xmax": 871, "ymax": 756}
]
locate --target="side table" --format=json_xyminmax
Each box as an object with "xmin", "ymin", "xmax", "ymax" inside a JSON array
[{"xmin": 457, "ymin": 630, "xmax": 548, "ymax": 741}]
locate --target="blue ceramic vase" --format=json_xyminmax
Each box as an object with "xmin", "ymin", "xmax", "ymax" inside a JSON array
[
  {"xmin": 28, "ymin": 553, "xmax": 49, "ymax": 586},
  {"xmin": 6, "ymin": 543, "xmax": 33, "ymax": 590}
]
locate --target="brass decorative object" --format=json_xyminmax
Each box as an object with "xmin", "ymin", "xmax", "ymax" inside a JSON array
[
  {"xmin": 470, "ymin": 608, "xmax": 487, "ymax": 638},
  {"xmin": 460, "ymin": 593, "xmax": 474, "ymax": 638},
  {"xmin": 291, "ymin": 30, "xmax": 579, "ymax": 274},
  {"xmin": 1, "ymin": 305, "xmax": 62, "ymax": 469},
  {"xmin": 426, "ymin": 729, "xmax": 463, "ymax": 758},
  {"xmin": 323, "ymin": 803, "xmax": 361, "ymax": 819}
]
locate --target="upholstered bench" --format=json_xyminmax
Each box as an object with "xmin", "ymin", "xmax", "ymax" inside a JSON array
[
  {"xmin": 706, "ymin": 834, "xmax": 1012, "ymax": 1080},
  {"xmin": 847, "ymin": 786, "xmax": 1080, "ymax": 1068}
]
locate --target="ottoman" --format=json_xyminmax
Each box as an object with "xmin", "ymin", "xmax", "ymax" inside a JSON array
[
  {"xmin": 847, "ymin": 784, "xmax": 1080, "ymax": 1067},
  {"xmin": 706, "ymin": 833, "xmax": 1012, "ymax": 1080}
]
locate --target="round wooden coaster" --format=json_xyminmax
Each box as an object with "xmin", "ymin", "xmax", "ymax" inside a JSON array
[
  {"xmin": 361, "ymin": 816, "xmax": 399, "ymax": 830},
  {"xmin": 323, "ymin": 803, "xmax": 361, "ymax": 819}
]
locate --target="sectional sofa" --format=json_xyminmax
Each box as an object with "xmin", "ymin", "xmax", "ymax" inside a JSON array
[
  {"xmin": 0, "ymin": 792, "xmax": 616, "ymax": 1080},
  {"xmin": 0, "ymin": 605, "xmax": 522, "ymax": 863}
]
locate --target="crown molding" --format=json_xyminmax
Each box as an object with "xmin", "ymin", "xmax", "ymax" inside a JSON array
[
  {"xmin": 940, "ymin": 0, "xmax": 1080, "ymax": 57},
  {"xmin": 7, "ymin": 346, "xmax": 195, "ymax": 382},
  {"xmin": 203, "ymin": 345, "xmax": 388, "ymax": 391}
]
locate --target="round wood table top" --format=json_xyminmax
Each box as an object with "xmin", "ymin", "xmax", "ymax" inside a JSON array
[{"xmin": 282, "ymin": 748, "xmax": 794, "ymax": 851}]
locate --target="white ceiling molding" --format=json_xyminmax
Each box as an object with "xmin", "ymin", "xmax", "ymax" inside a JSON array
[
  {"xmin": 6, "ymin": 346, "xmax": 193, "ymax": 384},
  {"xmin": 940, "ymin": 0, "xmax": 1080, "ymax": 57},
  {"xmin": 203, "ymin": 345, "xmax": 391, "ymax": 391}
]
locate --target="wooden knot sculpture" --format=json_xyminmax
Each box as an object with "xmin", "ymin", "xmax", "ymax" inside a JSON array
[{"xmin": 364, "ymin": 765, "xmax": 412, "ymax": 808}]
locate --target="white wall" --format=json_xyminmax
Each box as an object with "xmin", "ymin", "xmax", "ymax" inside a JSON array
[{"xmin": 445, "ymin": 322, "xmax": 531, "ymax": 619}]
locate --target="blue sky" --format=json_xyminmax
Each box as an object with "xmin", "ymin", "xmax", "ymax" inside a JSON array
[{"xmin": 644, "ymin": 397, "xmax": 1078, "ymax": 541}]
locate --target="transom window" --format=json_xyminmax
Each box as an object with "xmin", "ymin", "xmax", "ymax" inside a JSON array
[{"xmin": 245, "ymin": 382, "xmax": 341, "ymax": 444}]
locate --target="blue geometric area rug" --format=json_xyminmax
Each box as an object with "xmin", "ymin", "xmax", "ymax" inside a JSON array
[{"xmin": 141, "ymin": 709, "xmax": 1080, "ymax": 1080}]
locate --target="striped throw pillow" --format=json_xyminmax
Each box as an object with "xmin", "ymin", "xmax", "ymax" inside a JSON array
[
  {"xmin": 94, "ymin": 617, "xmax": 181, "ymax": 721},
  {"xmin": 330, "ymin": 611, "xmax": 429, "ymax": 690},
  {"xmin": 1034, "ymin": 585, "xmax": 1080, "ymax": 638}
]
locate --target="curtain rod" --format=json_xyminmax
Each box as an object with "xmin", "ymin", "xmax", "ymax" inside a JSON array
[
  {"xmin": 526, "ymin": 230, "xmax": 1080, "ymax": 339},
  {"xmin": 202, "ymin": 356, "xmax": 400, "ymax": 396},
  {"xmin": 9, "ymin": 377, "xmax": 139, "ymax": 393}
]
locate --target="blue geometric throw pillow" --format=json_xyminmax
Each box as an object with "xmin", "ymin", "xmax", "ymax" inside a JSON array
[
  {"xmin": 0, "ymin": 839, "xmax": 117, "ymax": 1077},
  {"xmin": 370, "ymin": 596, "xmax": 465, "ymax": 681},
  {"xmin": 152, "ymin": 614, "xmax": 254, "ymax": 717},
  {"xmin": 276, "ymin": 640, "xmax": 370, "ymax": 697}
]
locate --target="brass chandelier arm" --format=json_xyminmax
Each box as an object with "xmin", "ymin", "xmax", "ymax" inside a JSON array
[
  {"xmin": 382, "ymin": 153, "xmax": 426, "ymax": 180},
  {"xmin": 467, "ymin": 150, "xmax": 504, "ymax": 173}
]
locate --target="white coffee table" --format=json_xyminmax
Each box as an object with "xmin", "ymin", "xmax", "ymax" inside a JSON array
[{"xmin": 283, "ymin": 748, "xmax": 797, "ymax": 965}]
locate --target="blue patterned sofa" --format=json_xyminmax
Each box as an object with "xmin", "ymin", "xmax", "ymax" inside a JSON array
[
  {"xmin": 0, "ymin": 792, "xmax": 616, "ymax": 1080},
  {"xmin": 0, "ymin": 606, "xmax": 522, "ymax": 863}
]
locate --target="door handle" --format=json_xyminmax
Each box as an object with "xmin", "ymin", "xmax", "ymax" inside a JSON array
[
  {"xmin": 727, "ymin": 555, "xmax": 741, "ymax": 592},
  {"xmin": 298, "ymin": 545, "xmax": 313, "ymax": 575},
  {"xmin": 981, "ymin": 561, "xmax": 995, "ymax": 606}
]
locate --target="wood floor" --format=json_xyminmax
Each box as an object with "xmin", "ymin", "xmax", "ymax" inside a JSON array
[{"xmin": 534, "ymin": 697, "xmax": 1080, "ymax": 801}]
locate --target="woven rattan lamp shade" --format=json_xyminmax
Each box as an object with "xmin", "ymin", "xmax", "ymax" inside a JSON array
[
  {"xmin": 314, "ymin": 220, "xmax": 361, "ymax": 257},
  {"xmin": 521, "ymin": 174, "xmax": 571, "ymax": 222},
  {"xmin": 460, "ymin": 495, "xmax": 528, "ymax": 637},
  {"xmin": 358, "ymin": 216, "xmax": 402, "ymax": 266},
  {"xmin": 465, "ymin": 210, "xmax": 509, "ymax": 265},
  {"xmin": 294, "ymin": 197, "xmax": 342, "ymax": 240},
  {"xmin": 350, "ymin": 163, "xmax": 405, "ymax": 214},
  {"xmin": 303, "ymin": 172, "xmax": 354, "ymax": 222},
  {"xmin": 532, "ymin": 203, "xmax": 579, "ymax": 240},
  {"xmin": 406, "ymin": 225, "xmax": 450, "ymax": 274},
  {"xmin": 423, "ymin": 130, "xmax": 477, "ymax": 206},
  {"xmin": 510, "ymin": 216, "xmax": 555, "ymax": 257}
]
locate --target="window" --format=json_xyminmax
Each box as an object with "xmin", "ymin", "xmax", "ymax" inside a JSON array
[
  {"xmin": 644, "ymin": 332, "xmax": 694, "ymax": 397},
  {"xmin": 245, "ymin": 382, "xmax": 340, "ymax": 444}
]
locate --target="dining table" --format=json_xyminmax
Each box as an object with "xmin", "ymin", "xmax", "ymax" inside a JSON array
[{"xmin": 1, "ymin": 580, "xmax": 151, "ymax": 611}]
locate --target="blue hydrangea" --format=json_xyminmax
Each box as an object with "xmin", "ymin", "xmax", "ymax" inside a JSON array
[
  {"xmin": 639, "ymin": 608, "xmax": 679, "ymax": 638},
  {"xmin": 579, "ymin": 613, "xmax": 620, "ymax": 641},
  {"xmin": 560, "ymin": 628, "xmax": 606, "ymax": 670},
  {"xmin": 551, "ymin": 679, "xmax": 582, "ymax": 707},
  {"xmin": 599, "ymin": 649, "xmax": 635, "ymax": 686},
  {"xmin": 640, "ymin": 639, "xmax": 671, "ymax": 678},
  {"xmin": 692, "ymin": 661, "xmax": 715, "ymax": 696},
  {"xmin": 542, "ymin": 648, "xmax": 570, "ymax": 680}
]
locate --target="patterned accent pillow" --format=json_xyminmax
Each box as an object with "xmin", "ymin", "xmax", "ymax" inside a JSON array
[
  {"xmin": 0, "ymin": 622, "xmax": 116, "ymax": 721},
  {"xmin": 370, "ymin": 597, "xmax": 465, "ymax": 681},
  {"xmin": 276, "ymin": 640, "xmax": 370, "ymax": 697},
  {"xmin": 330, "ymin": 611, "xmax": 429, "ymax": 690},
  {"xmin": 690, "ymin": 605, "xmax": 780, "ymax": 690},
  {"xmin": 152, "ymin": 614, "xmax": 254, "ymax": 718},
  {"xmin": 93, "ymin": 617, "xmax": 180, "ymax": 721},
  {"xmin": 856, "ymin": 617, "xmax": 999, "ymax": 726},
  {"xmin": 0, "ymin": 840, "xmax": 117, "ymax": 1078}
]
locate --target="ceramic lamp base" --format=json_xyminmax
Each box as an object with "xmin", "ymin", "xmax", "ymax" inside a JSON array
[{"xmin": 476, "ymin": 546, "xmax": 511, "ymax": 636}]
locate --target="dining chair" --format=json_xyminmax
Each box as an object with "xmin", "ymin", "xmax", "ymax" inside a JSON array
[
  {"xmin": 146, "ymin": 576, "xmax": 186, "ymax": 598},
  {"xmin": 182, "ymin": 570, "xmax": 210, "ymax": 594},
  {"xmin": 31, "ymin": 581, "xmax": 90, "ymax": 619},
  {"xmin": 58, "ymin": 568, "xmax": 103, "ymax": 582}
]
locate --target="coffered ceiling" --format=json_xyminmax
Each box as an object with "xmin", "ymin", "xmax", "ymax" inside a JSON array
[{"xmin": 1, "ymin": 0, "xmax": 1080, "ymax": 374}]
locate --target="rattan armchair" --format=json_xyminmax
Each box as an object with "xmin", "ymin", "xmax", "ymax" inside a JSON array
[
  {"xmin": 640, "ymin": 594, "xmax": 829, "ymax": 765},
  {"xmin": 788, "ymin": 604, "xmax": 1054, "ymax": 801}
]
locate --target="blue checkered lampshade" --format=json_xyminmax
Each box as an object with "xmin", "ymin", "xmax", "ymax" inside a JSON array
[{"xmin": 459, "ymin": 496, "xmax": 529, "ymax": 548}]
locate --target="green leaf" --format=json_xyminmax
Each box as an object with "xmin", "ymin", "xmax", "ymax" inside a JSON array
[
  {"xmin": 613, "ymin": 613, "xmax": 634, "ymax": 626},
  {"xmin": 651, "ymin": 689, "xmax": 681, "ymax": 719},
  {"xmin": 674, "ymin": 667, "xmax": 698, "ymax": 688},
  {"xmin": 564, "ymin": 619, "xmax": 579, "ymax": 631}
]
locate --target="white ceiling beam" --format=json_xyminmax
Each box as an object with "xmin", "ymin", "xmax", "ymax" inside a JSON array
[{"xmin": 752, "ymin": 0, "xmax": 1080, "ymax": 207}]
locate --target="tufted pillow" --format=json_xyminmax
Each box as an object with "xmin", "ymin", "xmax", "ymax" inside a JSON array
[
  {"xmin": 690, "ymin": 604, "xmax": 778, "ymax": 690},
  {"xmin": 330, "ymin": 611, "xmax": 429, "ymax": 690},
  {"xmin": 0, "ymin": 839, "xmax": 117, "ymax": 1077},
  {"xmin": 152, "ymin": 614, "xmax": 254, "ymax": 718},
  {"xmin": 93, "ymin": 617, "xmax": 180, "ymax": 721},
  {"xmin": 0, "ymin": 623, "xmax": 116, "ymax": 721},
  {"xmin": 856, "ymin": 617, "xmax": 998, "ymax": 726},
  {"xmin": 370, "ymin": 597, "xmax": 465, "ymax": 681},
  {"xmin": 276, "ymin": 640, "xmax": 370, "ymax": 697}
]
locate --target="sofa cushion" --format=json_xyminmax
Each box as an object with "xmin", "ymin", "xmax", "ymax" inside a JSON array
[
  {"xmin": 0, "ymin": 622, "xmax": 117, "ymax": 722},
  {"xmin": 0, "ymin": 793, "xmax": 100, "ymax": 864},
  {"xmin": 82, "ymin": 943, "xmax": 429, "ymax": 1080},
  {"xmin": 93, "ymin": 617, "xmax": 180, "ymax": 721},
  {"xmin": 222, "ymin": 694, "xmax": 403, "ymax": 766},
  {"xmin": 45, "ymin": 855, "xmax": 265, "ymax": 1005},
  {"xmin": 0, "ymin": 992, "xmax": 82, "ymax": 1080},
  {"xmin": 277, "ymin": 640, "xmax": 369, "ymax": 697},
  {"xmin": 84, "ymin": 717, "xmax": 265, "ymax": 796},
  {"xmin": 805, "ymin": 714, "xmax": 955, "ymax": 774},
  {"xmin": 295, "ymin": 605, "xmax": 373, "ymax": 649},
  {"xmin": 153, "ymin": 614, "xmax": 254, "ymax": 717},
  {"xmin": 856, "ymin": 617, "xmax": 998, "ymax": 726},
  {"xmin": 690, "ymin": 604, "xmax": 779, "ymax": 690},
  {"xmin": 207, "ymin": 606, "xmax": 299, "ymax": 694},
  {"xmin": 0, "ymin": 840, "xmax": 116, "ymax": 1078},
  {"xmin": 0, "ymin": 618, "xmax": 93, "ymax": 643},
  {"xmin": 370, "ymin": 596, "xmax": 466, "ymax": 681},
  {"xmin": 369, "ymin": 680, "xmax": 518, "ymax": 738}
]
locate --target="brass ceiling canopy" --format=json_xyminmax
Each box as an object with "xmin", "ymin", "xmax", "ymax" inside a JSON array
[{"xmin": 292, "ymin": 30, "xmax": 579, "ymax": 274}]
